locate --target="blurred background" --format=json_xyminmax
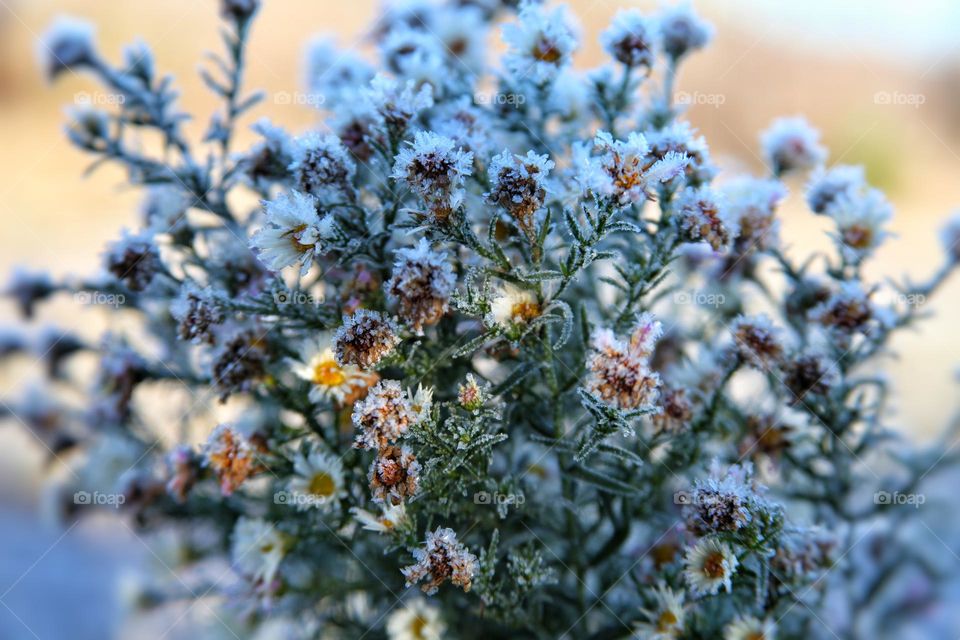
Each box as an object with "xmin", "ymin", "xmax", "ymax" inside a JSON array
[{"xmin": 0, "ymin": 0, "xmax": 959, "ymax": 637}]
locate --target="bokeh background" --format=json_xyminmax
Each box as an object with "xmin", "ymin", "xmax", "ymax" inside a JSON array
[{"xmin": 0, "ymin": 0, "xmax": 959, "ymax": 637}]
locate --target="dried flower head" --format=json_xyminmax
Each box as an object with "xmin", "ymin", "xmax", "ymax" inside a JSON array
[
  {"xmin": 364, "ymin": 73, "xmax": 434, "ymax": 131},
  {"xmin": 601, "ymin": 10, "xmax": 657, "ymax": 69},
  {"xmin": 288, "ymin": 132, "xmax": 356, "ymax": 201},
  {"xmin": 723, "ymin": 177, "xmax": 787, "ymax": 254},
  {"xmin": 760, "ymin": 116, "xmax": 826, "ymax": 175},
  {"xmin": 386, "ymin": 239, "xmax": 457, "ymax": 333},
  {"xmin": 730, "ymin": 314, "xmax": 784, "ymax": 371},
  {"xmin": 652, "ymin": 386, "xmax": 693, "ymax": 433},
  {"xmin": 810, "ymin": 281, "xmax": 876, "ymax": 334},
  {"xmin": 485, "ymin": 149, "xmax": 554, "ymax": 235},
  {"xmin": 204, "ymin": 424, "xmax": 262, "ymax": 496},
  {"xmin": 806, "ymin": 164, "xmax": 865, "ymax": 214},
  {"xmin": 212, "ymin": 330, "xmax": 267, "ymax": 401},
  {"xmin": 402, "ymin": 527, "xmax": 478, "ymax": 595},
  {"xmin": 105, "ymin": 230, "xmax": 161, "ymax": 292},
  {"xmin": 352, "ymin": 380, "xmax": 419, "ymax": 450},
  {"xmin": 392, "ymin": 131, "xmax": 473, "ymax": 221},
  {"xmin": 658, "ymin": 2, "xmax": 713, "ymax": 60},
  {"xmin": 369, "ymin": 444, "xmax": 421, "ymax": 504},
  {"xmin": 171, "ymin": 284, "xmax": 224, "ymax": 345},
  {"xmin": 585, "ymin": 313, "xmax": 662, "ymax": 410},
  {"xmin": 334, "ymin": 309, "xmax": 401, "ymax": 370},
  {"xmin": 827, "ymin": 188, "xmax": 893, "ymax": 263},
  {"xmin": 784, "ymin": 350, "xmax": 838, "ymax": 402},
  {"xmin": 675, "ymin": 186, "xmax": 737, "ymax": 251}
]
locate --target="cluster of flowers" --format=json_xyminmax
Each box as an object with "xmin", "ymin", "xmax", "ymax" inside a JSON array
[{"xmin": 6, "ymin": 0, "xmax": 960, "ymax": 638}]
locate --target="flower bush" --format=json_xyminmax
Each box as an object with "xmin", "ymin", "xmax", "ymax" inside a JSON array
[{"xmin": 9, "ymin": 1, "xmax": 960, "ymax": 638}]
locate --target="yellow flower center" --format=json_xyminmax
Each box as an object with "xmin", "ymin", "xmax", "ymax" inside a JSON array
[
  {"xmin": 410, "ymin": 615, "xmax": 428, "ymax": 639},
  {"xmin": 286, "ymin": 223, "xmax": 315, "ymax": 253},
  {"xmin": 308, "ymin": 471, "xmax": 336, "ymax": 497},
  {"xmin": 511, "ymin": 301, "xmax": 540, "ymax": 322},
  {"xmin": 657, "ymin": 610, "xmax": 678, "ymax": 631},
  {"xmin": 703, "ymin": 551, "xmax": 726, "ymax": 579},
  {"xmin": 313, "ymin": 360, "xmax": 346, "ymax": 387}
]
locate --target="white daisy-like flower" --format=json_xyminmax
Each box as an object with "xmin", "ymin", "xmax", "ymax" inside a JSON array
[
  {"xmin": 251, "ymin": 191, "xmax": 338, "ymax": 276},
  {"xmin": 724, "ymin": 616, "xmax": 776, "ymax": 640},
  {"xmin": 634, "ymin": 583, "xmax": 686, "ymax": 639},
  {"xmin": 287, "ymin": 447, "xmax": 346, "ymax": 511},
  {"xmin": 760, "ymin": 116, "xmax": 826, "ymax": 175},
  {"xmin": 433, "ymin": 5, "xmax": 488, "ymax": 77},
  {"xmin": 827, "ymin": 187, "xmax": 893, "ymax": 263},
  {"xmin": 601, "ymin": 9, "xmax": 658, "ymax": 69},
  {"xmin": 683, "ymin": 538, "xmax": 739, "ymax": 596},
  {"xmin": 502, "ymin": 1, "xmax": 579, "ymax": 84},
  {"xmin": 486, "ymin": 283, "xmax": 541, "ymax": 332},
  {"xmin": 352, "ymin": 501, "xmax": 410, "ymax": 534},
  {"xmin": 231, "ymin": 517, "xmax": 286, "ymax": 585},
  {"xmin": 386, "ymin": 599, "xmax": 446, "ymax": 640},
  {"xmin": 392, "ymin": 131, "xmax": 473, "ymax": 221},
  {"xmin": 289, "ymin": 337, "xmax": 379, "ymax": 406}
]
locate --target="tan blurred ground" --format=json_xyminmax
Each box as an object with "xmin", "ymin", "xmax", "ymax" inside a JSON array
[{"xmin": 0, "ymin": 0, "xmax": 958, "ymax": 438}]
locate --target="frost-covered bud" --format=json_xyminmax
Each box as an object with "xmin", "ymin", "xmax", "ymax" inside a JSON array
[
  {"xmin": 828, "ymin": 188, "xmax": 893, "ymax": 263},
  {"xmin": 204, "ymin": 424, "xmax": 262, "ymax": 496},
  {"xmin": 760, "ymin": 116, "xmax": 826, "ymax": 175},
  {"xmin": 212, "ymin": 331, "xmax": 267, "ymax": 401},
  {"xmin": 288, "ymin": 133, "xmax": 356, "ymax": 201},
  {"xmin": 105, "ymin": 230, "xmax": 161, "ymax": 292},
  {"xmin": 686, "ymin": 462, "xmax": 772, "ymax": 537},
  {"xmin": 166, "ymin": 445, "xmax": 200, "ymax": 504},
  {"xmin": 723, "ymin": 177, "xmax": 787, "ymax": 254},
  {"xmin": 658, "ymin": 2, "xmax": 714, "ymax": 60},
  {"xmin": 334, "ymin": 309, "xmax": 401, "ymax": 370},
  {"xmin": 65, "ymin": 107, "xmax": 111, "ymax": 150},
  {"xmin": 364, "ymin": 74, "xmax": 434, "ymax": 131},
  {"xmin": 940, "ymin": 213, "xmax": 960, "ymax": 263},
  {"xmin": 352, "ymin": 380, "xmax": 418, "ymax": 450},
  {"xmin": 242, "ymin": 118, "xmax": 294, "ymax": 192},
  {"xmin": 805, "ymin": 164, "xmax": 865, "ymax": 214},
  {"xmin": 601, "ymin": 10, "xmax": 657, "ymax": 69},
  {"xmin": 369, "ymin": 445, "xmax": 421, "ymax": 504},
  {"xmin": 675, "ymin": 186, "xmax": 737, "ymax": 251},
  {"xmin": 485, "ymin": 150, "xmax": 554, "ymax": 233},
  {"xmin": 381, "ymin": 27, "xmax": 445, "ymax": 86},
  {"xmin": 784, "ymin": 350, "xmax": 838, "ymax": 402},
  {"xmin": 683, "ymin": 538, "xmax": 738, "ymax": 596},
  {"xmin": 583, "ymin": 131, "xmax": 688, "ymax": 205},
  {"xmin": 39, "ymin": 16, "xmax": 97, "ymax": 80},
  {"xmin": 251, "ymin": 191, "xmax": 339, "ymax": 276},
  {"xmin": 585, "ymin": 313, "xmax": 662, "ymax": 411},
  {"xmin": 724, "ymin": 617, "xmax": 777, "ymax": 640},
  {"xmin": 220, "ymin": 0, "xmax": 260, "ymax": 22},
  {"xmin": 386, "ymin": 239, "xmax": 456, "ymax": 333},
  {"xmin": 646, "ymin": 122, "xmax": 716, "ymax": 186},
  {"xmin": 502, "ymin": 1, "xmax": 578, "ymax": 84},
  {"xmin": 5, "ymin": 267, "xmax": 56, "ymax": 319},
  {"xmin": 730, "ymin": 314, "xmax": 784, "ymax": 371},
  {"xmin": 651, "ymin": 386, "xmax": 692, "ymax": 432},
  {"xmin": 402, "ymin": 527, "xmax": 478, "ymax": 594},
  {"xmin": 810, "ymin": 281, "xmax": 875, "ymax": 334},
  {"xmin": 305, "ymin": 37, "xmax": 375, "ymax": 104},
  {"xmin": 458, "ymin": 374, "xmax": 488, "ymax": 412},
  {"xmin": 171, "ymin": 284, "xmax": 224, "ymax": 345},
  {"xmin": 393, "ymin": 131, "xmax": 473, "ymax": 222}
]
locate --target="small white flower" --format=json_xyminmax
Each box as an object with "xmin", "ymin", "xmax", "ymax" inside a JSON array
[
  {"xmin": 487, "ymin": 283, "xmax": 541, "ymax": 331},
  {"xmin": 502, "ymin": 2, "xmax": 579, "ymax": 84},
  {"xmin": 724, "ymin": 616, "xmax": 776, "ymax": 640},
  {"xmin": 805, "ymin": 164, "xmax": 865, "ymax": 214},
  {"xmin": 290, "ymin": 337, "xmax": 378, "ymax": 406},
  {"xmin": 251, "ymin": 191, "xmax": 338, "ymax": 276},
  {"xmin": 760, "ymin": 116, "xmax": 826, "ymax": 175},
  {"xmin": 352, "ymin": 501, "xmax": 410, "ymax": 534},
  {"xmin": 658, "ymin": 2, "xmax": 714, "ymax": 60},
  {"xmin": 722, "ymin": 177, "xmax": 787, "ymax": 252},
  {"xmin": 288, "ymin": 447, "xmax": 346, "ymax": 511},
  {"xmin": 634, "ymin": 583, "xmax": 686, "ymax": 639},
  {"xmin": 683, "ymin": 538, "xmax": 739, "ymax": 596},
  {"xmin": 232, "ymin": 517, "xmax": 286, "ymax": 584},
  {"xmin": 827, "ymin": 188, "xmax": 893, "ymax": 262},
  {"xmin": 386, "ymin": 599, "xmax": 446, "ymax": 640}
]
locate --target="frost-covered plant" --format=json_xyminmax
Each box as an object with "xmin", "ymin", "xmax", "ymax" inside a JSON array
[{"xmin": 8, "ymin": 1, "xmax": 960, "ymax": 638}]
